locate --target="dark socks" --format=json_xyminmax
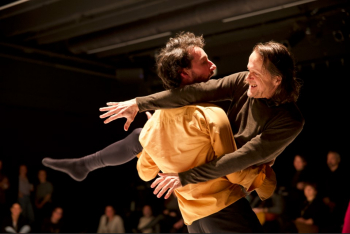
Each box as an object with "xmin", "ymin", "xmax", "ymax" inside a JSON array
[{"xmin": 42, "ymin": 128, "xmax": 143, "ymax": 181}]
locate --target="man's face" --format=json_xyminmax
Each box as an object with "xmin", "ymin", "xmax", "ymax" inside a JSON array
[
  {"xmin": 19, "ymin": 165, "xmax": 27, "ymax": 175},
  {"xmin": 184, "ymin": 47, "xmax": 216, "ymax": 84},
  {"xmin": 246, "ymin": 50, "xmax": 280, "ymax": 99},
  {"xmin": 327, "ymin": 152, "xmax": 340, "ymax": 168},
  {"xmin": 105, "ymin": 206, "xmax": 114, "ymax": 218},
  {"xmin": 38, "ymin": 170, "xmax": 47, "ymax": 182}
]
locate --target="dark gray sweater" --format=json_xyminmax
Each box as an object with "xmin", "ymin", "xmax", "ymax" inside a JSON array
[{"xmin": 136, "ymin": 71, "xmax": 304, "ymax": 186}]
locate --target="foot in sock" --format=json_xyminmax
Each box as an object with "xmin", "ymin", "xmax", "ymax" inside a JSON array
[{"xmin": 42, "ymin": 157, "xmax": 89, "ymax": 181}]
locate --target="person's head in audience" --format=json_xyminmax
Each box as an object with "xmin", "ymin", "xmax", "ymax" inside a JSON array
[
  {"xmin": 304, "ymin": 183, "xmax": 318, "ymax": 202},
  {"xmin": 105, "ymin": 205, "xmax": 116, "ymax": 220},
  {"xmin": 19, "ymin": 164, "xmax": 28, "ymax": 177},
  {"xmin": 38, "ymin": 169, "xmax": 47, "ymax": 183},
  {"xmin": 50, "ymin": 207, "xmax": 63, "ymax": 224},
  {"xmin": 10, "ymin": 203, "xmax": 22, "ymax": 219},
  {"xmin": 293, "ymin": 154, "xmax": 307, "ymax": 171},
  {"xmin": 327, "ymin": 150, "xmax": 341, "ymax": 172},
  {"xmin": 142, "ymin": 205, "xmax": 153, "ymax": 218}
]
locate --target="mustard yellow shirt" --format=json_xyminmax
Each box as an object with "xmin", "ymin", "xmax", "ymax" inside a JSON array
[{"xmin": 137, "ymin": 103, "xmax": 276, "ymax": 225}]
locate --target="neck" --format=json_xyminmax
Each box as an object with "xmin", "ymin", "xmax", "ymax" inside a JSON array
[
  {"xmin": 329, "ymin": 165, "xmax": 338, "ymax": 172},
  {"xmin": 306, "ymin": 196, "xmax": 315, "ymax": 202},
  {"xmin": 11, "ymin": 214, "xmax": 19, "ymax": 221},
  {"xmin": 51, "ymin": 217, "xmax": 58, "ymax": 224}
]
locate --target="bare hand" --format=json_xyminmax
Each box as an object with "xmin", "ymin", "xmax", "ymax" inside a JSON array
[
  {"xmin": 151, "ymin": 173, "xmax": 182, "ymax": 199},
  {"xmin": 99, "ymin": 99, "xmax": 139, "ymax": 131}
]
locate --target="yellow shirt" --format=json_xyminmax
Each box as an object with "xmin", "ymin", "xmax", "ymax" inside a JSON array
[{"xmin": 137, "ymin": 103, "xmax": 276, "ymax": 225}]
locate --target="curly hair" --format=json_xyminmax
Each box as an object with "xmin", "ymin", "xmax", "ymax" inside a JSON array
[
  {"xmin": 253, "ymin": 41, "xmax": 302, "ymax": 104},
  {"xmin": 155, "ymin": 32, "xmax": 205, "ymax": 90}
]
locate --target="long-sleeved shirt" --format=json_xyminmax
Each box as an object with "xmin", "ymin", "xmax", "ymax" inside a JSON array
[
  {"xmin": 136, "ymin": 71, "xmax": 304, "ymax": 186},
  {"xmin": 137, "ymin": 103, "xmax": 276, "ymax": 225}
]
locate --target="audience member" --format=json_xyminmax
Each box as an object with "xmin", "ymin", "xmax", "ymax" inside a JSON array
[
  {"xmin": 35, "ymin": 169, "xmax": 53, "ymax": 222},
  {"xmin": 293, "ymin": 183, "xmax": 329, "ymax": 233},
  {"xmin": 342, "ymin": 201, "xmax": 350, "ymax": 233},
  {"xmin": 97, "ymin": 205, "xmax": 125, "ymax": 233},
  {"xmin": 18, "ymin": 164, "xmax": 35, "ymax": 224},
  {"xmin": 137, "ymin": 194, "xmax": 186, "ymax": 233},
  {"xmin": 319, "ymin": 150, "xmax": 349, "ymax": 232},
  {"xmin": 1, "ymin": 203, "xmax": 31, "ymax": 233},
  {"xmin": 250, "ymin": 186, "xmax": 286, "ymax": 233},
  {"xmin": 0, "ymin": 160, "xmax": 10, "ymax": 223},
  {"xmin": 285, "ymin": 154, "xmax": 313, "ymax": 218},
  {"xmin": 41, "ymin": 207, "xmax": 65, "ymax": 233},
  {"xmin": 137, "ymin": 205, "xmax": 157, "ymax": 233}
]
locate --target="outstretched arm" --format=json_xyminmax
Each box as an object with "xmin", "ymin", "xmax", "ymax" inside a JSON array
[{"xmin": 99, "ymin": 72, "xmax": 245, "ymax": 130}]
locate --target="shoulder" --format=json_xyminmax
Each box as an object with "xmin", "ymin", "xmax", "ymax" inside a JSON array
[
  {"xmin": 272, "ymin": 102, "xmax": 305, "ymax": 129},
  {"xmin": 112, "ymin": 215, "xmax": 123, "ymax": 223},
  {"xmin": 192, "ymin": 104, "xmax": 230, "ymax": 128}
]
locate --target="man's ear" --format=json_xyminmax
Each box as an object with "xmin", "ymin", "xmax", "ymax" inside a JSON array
[
  {"xmin": 274, "ymin": 75, "xmax": 282, "ymax": 86},
  {"xmin": 180, "ymin": 68, "xmax": 191, "ymax": 84}
]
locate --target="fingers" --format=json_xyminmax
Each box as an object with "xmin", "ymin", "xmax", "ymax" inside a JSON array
[
  {"xmin": 99, "ymin": 109, "xmax": 118, "ymax": 119},
  {"xmin": 165, "ymin": 185, "xmax": 176, "ymax": 199},
  {"xmin": 145, "ymin": 111, "xmax": 152, "ymax": 120},
  {"xmin": 107, "ymin": 102, "xmax": 119, "ymax": 105},
  {"xmin": 153, "ymin": 177, "xmax": 169, "ymax": 195},
  {"xmin": 99, "ymin": 106, "xmax": 116, "ymax": 112},
  {"xmin": 151, "ymin": 177, "xmax": 165, "ymax": 188},
  {"xmin": 124, "ymin": 118, "xmax": 134, "ymax": 131},
  {"xmin": 156, "ymin": 180, "xmax": 173, "ymax": 198}
]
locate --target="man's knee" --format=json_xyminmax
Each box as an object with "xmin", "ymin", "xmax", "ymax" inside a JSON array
[{"xmin": 131, "ymin": 128, "xmax": 142, "ymax": 137}]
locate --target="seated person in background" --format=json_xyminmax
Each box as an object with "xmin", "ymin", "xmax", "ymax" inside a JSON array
[
  {"xmin": 286, "ymin": 154, "xmax": 313, "ymax": 218},
  {"xmin": 250, "ymin": 186, "xmax": 286, "ymax": 233},
  {"xmin": 293, "ymin": 183, "xmax": 329, "ymax": 233},
  {"xmin": 41, "ymin": 207, "xmax": 64, "ymax": 233},
  {"xmin": 1, "ymin": 203, "xmax": 31, "ymax": 233},
  {"xmin": 97, "ymin": 205, "xmax": 125, "ymax": 233},
  {"xmin": 136, "ymin": 205, "xmax": 157, "ymax": 233},
  {"xmin": 319, "ymin": 150, "xmax": 349, "ymax": 232},
  {"xmin": 137, "ymin": 194, "xmax": 185, "ymax": 233}
]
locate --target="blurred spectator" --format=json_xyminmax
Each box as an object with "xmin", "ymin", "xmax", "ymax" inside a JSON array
[
  {"xmin": 18, "ymin": 164, "xmax": 35, "ymax": 224},
  {"xmin": 319, "ymin": 150, "xmax": 349, "ymax": 232},
  {"xmin": 342, "ymin": 201, "xmax": 350, "ymax": 233},
  {"xmin": 97, "ymin": 205, "xmax": 125, "ymax": 233},
  {"xmin": 137, "ymin": 205, "xmax": 157, "ymax": 233},
  {"xmin": 1, "ymin": 203, "xmax": 31, "ymax": 233},
  {"xmin": 250, "ymin": 186, "xmax": 286, "ymax": 233},
  {"xmin": 0, "ymin": 160, "xmax": 10, "ymax": 222},
  {"xmin": 41, "ymin": 207, "xmax": 65, "ymax": 233},
  {"xmin": 293, "ymin": 183, "xmax": 329, "ymax": 233},
  {"xmin": 285, "ymin": 154, "xmax": 313, "ymax": 218},
  {"xmin": 137, "ymin": 194, "xmax": 186, "ymax": 233},
  {"xmin": 35, "ymin": 169, "xmax": 53, "ymax": 222}
]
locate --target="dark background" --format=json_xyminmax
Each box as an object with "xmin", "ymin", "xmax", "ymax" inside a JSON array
[{"xmin": 0, "ymin": 0, "xmax": 349, "ymax": 232}]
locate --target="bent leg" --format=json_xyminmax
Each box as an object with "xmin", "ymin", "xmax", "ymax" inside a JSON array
[{"xmin": 42, "ymin": 128, "xmax": 143, "ymax": 181}]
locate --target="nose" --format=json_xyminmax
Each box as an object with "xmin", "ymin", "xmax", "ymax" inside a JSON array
[{"xmin": 209, "ymin": 60, "xmax": 216, "ymax": 71}]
